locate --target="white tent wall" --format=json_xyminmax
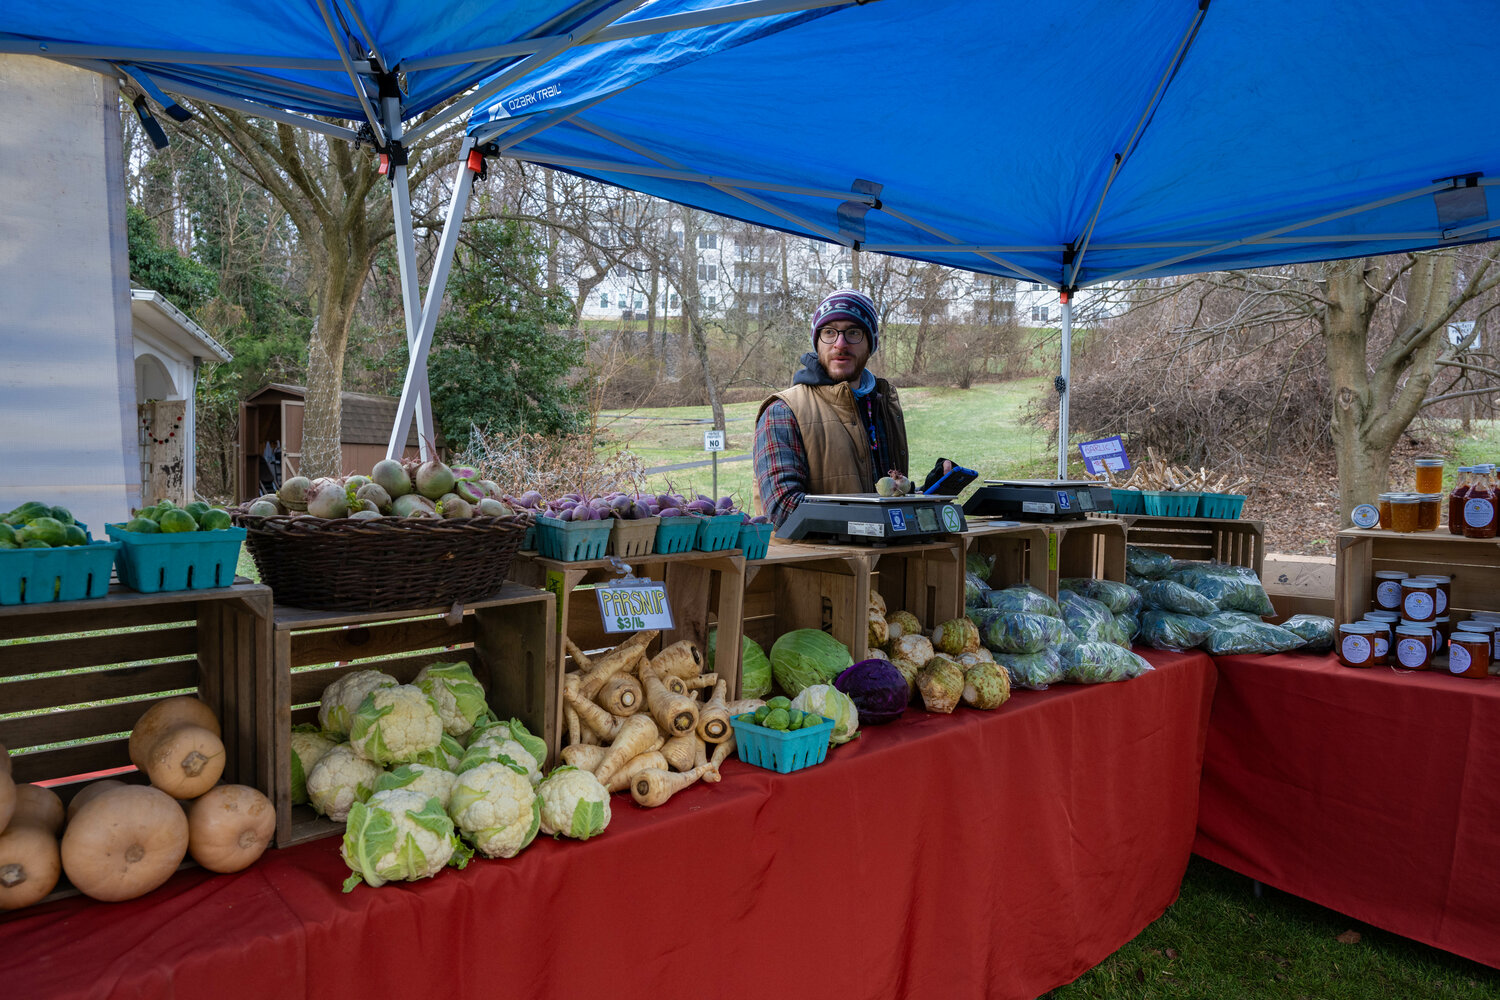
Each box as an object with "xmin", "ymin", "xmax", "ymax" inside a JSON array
[{"xmin": 0, "ymin": 55, "xmax": 140, "ymax": 529}]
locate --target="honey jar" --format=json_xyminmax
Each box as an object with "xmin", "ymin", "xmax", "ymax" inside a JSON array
[
  {"xmin": 1400, "ymin": 578, "xmax": 1438, "ymax": 623},
  {"xmin": 1378, "ymin": 493, "xmax": 1400, "ymax": 529},
  {"xmin": 1389, "ymin": 495, "xmax": 1421, "ymax": 533},
  {"xmin": 1373, "ymin": 571, "xmax": 1408, "ymax": 612},
  {"xmin": 1448, "ymin": 631, "xmax": 1491, "ymax": 679},
  {"xmin": 1414, "ymin": 457, "xmax": 1445, "ymax": 495},
  {"xmin": 1338, "ymin": 623, "xmax": 1378, "ymax": 668},
  {"xmin": 1417, "ymin": 494, "xmax": 1442, "ymax": 531}
]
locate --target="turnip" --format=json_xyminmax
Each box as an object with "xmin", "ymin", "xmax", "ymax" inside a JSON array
[
  {"xmin": 478, "ymin": 480, "xmax": 503, "ymax": 500},
  {"xmin": 247, "ymin": 499, "xmax": 279, "ymax": 517},
  {"xmin": 454, "ymin": 480, "xmax": 483, "ymax": 504},
  {"xmin": 305, "ymin": 477, "xmax": 350, "ymax": 519},
  {"xmin": 371, "ymin": 459, "xmax": 412, "ymax": 499},
  {"xmin": 355, "ymin": 482, "xmax": 392, "ymax": 512},
  {"xmin": 437, "ymin": 494, "xmax": 472, "ymax": 519},
  {"xmin": 476, "ymin": 498, "xmax": 512, "ymax": 517},
  {"xmin": 518, "ymin": 490, "xmax": 543, "ymax": 508},
  {"xmin": 345, "ymin": 475, "xmax": 371, "ymax": 491},
  {"xmin": 659, "ymin": 507, "xmax": 683, "ymax": 517},
  {"xmin": 391, "ymin": 494, "xmax": 436, "ymax": 518},
  {"xmin": 278, "ymin": 475, "xmax": 312, "ymax": 511},
  {"xmin": 349, "ymin": 510, "xmax": 382, "ymax": 521},
  {"xmin": 355, "ymin": 499, "xmax": 380, "ymax": 514},
  {"xmin": 414, "ymin": 460, "xmax": 457, "ymax": 500}
]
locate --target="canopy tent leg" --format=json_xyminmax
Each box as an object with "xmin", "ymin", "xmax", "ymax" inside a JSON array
[
  {"xmin": 387, "ymin": 137, "xmax": 478, "ymax": 461},
  {"xmin": 1058, "ymin": 295, "xmax": 1073, "ymax": 480},
  {"xmin": 383, "ymin": 93, "xmax": 436, "ymax": 461}
]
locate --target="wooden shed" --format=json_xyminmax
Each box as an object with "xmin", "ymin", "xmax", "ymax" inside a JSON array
[{"xmin": 238, "ymin": 383, "xmax": 444, "ymax": 502}]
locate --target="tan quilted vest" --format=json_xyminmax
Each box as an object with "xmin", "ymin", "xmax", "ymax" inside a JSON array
[{"xmin": 757, "ymin": 379, "xmax": 908, "ymax": 498}]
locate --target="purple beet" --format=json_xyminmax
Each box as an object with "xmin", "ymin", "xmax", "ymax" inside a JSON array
[
  {"xmin": 717, "ymin": 496, "xmax": 735, "ymax": 510},
  {"xmin": 659, "ymin": 507, "xmax": 682, "ymax": 517}
]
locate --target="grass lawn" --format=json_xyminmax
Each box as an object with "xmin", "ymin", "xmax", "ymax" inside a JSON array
[
  {"xmin": 597, "ymin": 376, "xmax": 1058, "ymax": 505},
  {"xmin": 1045, "ymin": 857, "xmax": 1500, "ymax": 999}
]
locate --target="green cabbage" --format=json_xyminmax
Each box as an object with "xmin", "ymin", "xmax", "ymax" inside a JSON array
[
  {"xmin": 711, "ymin": 630, "xmax": 772, "ymax": 700},
  {"xmin": 769, "ymin": 629, "xmax": 852, "ymax": 698},
  {"xmin": 790, "ymin": 684, "xmax": 860, "ymax": 745}
]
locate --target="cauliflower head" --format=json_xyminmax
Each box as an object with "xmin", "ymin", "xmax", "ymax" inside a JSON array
[
  {"xmin": 470, "ymin": 718, "xmax": 545, "ymax": 768},
  {"xmin": 460, "ymin": 729, "xmax": 541, "ymax": 785},
  {"xmin": 414, "ymin": 661, "xmax": 492, "ymax": 739},
  {"xmin": 411, "ymin": 732, "xmax": 466, "ymax": 770},
  {"xmin": 319, "ymin": 670, "xmax": 398, "ymax": 737},
  {"xmin": 307, "ymin": 743, "xmax": 384, "ymax": 821},
  {"xmin": 349, "ymin": 684, "xmax": 443, "ymax": 766},
  {"xmin": 375, "ymin": 763, "xmax": 458, "ymax": 810},
  {"xmin": 536, "ymin": 766, "xmax": 612, "ymax": 840},
  {"xmin": 341, "ymin": 788, "xmax": 471, "ymax": 891},
  {"xmin": 447, "ymin": 761, "xmax": 540, "ymax": 859},
  {"xmin": 289, "ymin": 725, "xmax": 339, "ymax": 806}
]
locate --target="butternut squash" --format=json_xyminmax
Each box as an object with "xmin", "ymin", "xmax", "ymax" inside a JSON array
[
  {"xmin": 187, "ymin": 785, "xmax": 276, "ymax": 873},
  {"xmin": 11, "ymin": 784, "xmax": 64, "ymax": 835},
  {"xmin": 0, "ymin": 823, "xmax": 61, "ymax": 911},
  {"xmin": 66, "ymin": 779, "xmax": 128, "ymax": 824},
  {"xmin": 61, "ymin": 785, "xmax": 188, "ymax": 902},
  {"xmin": 145, "ymin": 725, "xmax": 226, "ymax": 800},
  {"xmin": 129, "ymin": 697, "xmax": 220, "ymax": 770}
]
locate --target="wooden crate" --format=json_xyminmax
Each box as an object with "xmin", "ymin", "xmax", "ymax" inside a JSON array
[
  {"xmin": 510, "ymin": 548, "xmax": 745, "ymax": 699},
  {"xmin": 963, "ymin": 521, "xmax": 1050, "ymax": 592},
  {"xmin": 0, "ymin": 584, "xmax": 274, "ymax": 799},
  {"xmin": 1104, "ymin": 515, "xmax": 1265, "ymax": 578},
  {"xmin": 272, "ymin": 582, "xmax": 554, "ymax": 847},
  {"xmin": 1335, "ymin": 528, "xmax": 1500, "ymax": 625},
  {"xmin": 1046, "ymin": 520, "xmax": 1127, "ymax": 596},
  {"xmin": 743, "ymin": 538, "xmax": 964, "ymax": 663}
]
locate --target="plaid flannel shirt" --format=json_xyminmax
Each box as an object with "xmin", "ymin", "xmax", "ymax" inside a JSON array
[{"xmin": 753, "ymin": 400, "xmax": 807, "ymax": 528}]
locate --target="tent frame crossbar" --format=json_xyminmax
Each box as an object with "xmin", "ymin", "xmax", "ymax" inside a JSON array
[
  {"xmin": 137, "ymin": 74, "xmax": 360, "ymax": 139},
  {"xmin": 875, "ymin": 204, "xmax": 1057, "ymax": 286},
  {"xmin": 571, "ymin": 119, "xmax": 851, "ymax": 244},
  {"xmin": 337, "ymin": 0, "xmax": 389, "ymax": 74},
  {"xmin": 1067, "ymin": 3, "xmax": 1209, "ymax": 289},
  {"xmin": 480, "ymin": 92, "xmax": 620, "ymax": 152},
  {"xmin": 497, "ymin": 150, "xmax": 880, "ymax": 204},
  {"xmin": 403, "ymin": 0, "xmax": 862, "ymax": 72},
  {"xmin": 387, "ymin": 136, "xmax": 479, "ymax": 461},
  {"xmin": 383, "ymin": 93, "xmax": 436, "ymax": 462},
  {"xmin": 312, "ymin": 0, "xmax": 386, "ymax": 146},
  {"xmin": 403, "ymin": 0, "xmax": 652, "ymax": 147},
  {"xmin": 0, "ymin": 35, "xmax": 368, "ymax": 72}
]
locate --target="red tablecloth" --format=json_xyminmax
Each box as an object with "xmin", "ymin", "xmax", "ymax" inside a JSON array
[
  {"xmin": 1194, "ymin": 651, "xmax": 1500, "ymax": 969},
  {"xmin": 4, "ymin": 649, "xmax": 1213, "ymax": 1000}
]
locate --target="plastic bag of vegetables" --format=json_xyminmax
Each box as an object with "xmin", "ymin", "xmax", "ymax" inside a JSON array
[
  {"xmin": 791, "ymin": 684, "xmax": 860, "ymax": 745},
  {"xmin": 979, "ymin": 611, "xmax": 1056, "ymax": 655},
  {"xmin": 1138, "ymin": 610, "xmax": 1214, "ymax": 651},
  {"xmin": 1115, "ymin": 612, "xmax": 1140, "ymax": 643},
  {"xmin": 1126, "ymin": 545, "xmax": 1175, "ymax": 579},
  {"xmin": 964, "ymin": 570, "xmax": 992, "ymax": 609},
  {"xmin": 1278, "ymin": 614, "xmax": 1336, "ymax": 652},
  {"xmin": 769, "ymin": 629, "xmax": 853, "ymax": 698},
  {"xmin": 994, "ymin": 648, "xmax": 1066, "ymax": 690},
  {"xmin": 980, "ymin": 585, "xmax": 1062, "ymax": 618},
  {"xmin": 1059, "ymin": 578, "xmax": 1142, "ymax": 615},
  {"xmin": 1059, "ymin": 590, "xmax": 1121, "ymax": 645},
  {"xmin": 1199, "ymin": 616, "xmax": 1307, "ymax": 655},
  {"xmin": 1138, "ymin": 579, "xmax": 1219, "ymax": 617},
  {"xmin": 1060, "ymin": 642, "xmax": 1155, "ymax": 683},
  {"xmin": 1171, "ymin": 563, "xmax": 1277, "ymax": 616}
]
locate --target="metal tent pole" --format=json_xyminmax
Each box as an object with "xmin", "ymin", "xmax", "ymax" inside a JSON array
[
  {"xmin": 1058, "ymin": 295, "xmax": 1073, "ymax": 480},
  {"xmin": 387, "ymin": 137, "xmax": 478, "ymax": 461},
  {"xmin": 383, "ymin": 93, "xmax": 436, "ymax": 461}
]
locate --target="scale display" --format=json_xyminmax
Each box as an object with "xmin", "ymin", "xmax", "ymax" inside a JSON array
[
  {"xmin": 777, "ymin": 493, "xmax": 966, "ymax": 544},
  {"xmin": 962, "ymin": 480, "xmax": 1114, "ymax": 522}
]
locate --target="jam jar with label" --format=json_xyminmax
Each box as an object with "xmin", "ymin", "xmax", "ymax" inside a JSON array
[
  {"xmin": 1462, "ymin": 464, "xmax": 1498, "ymax": 538},
  {"xmin": 1338, "ymin": 623, "xmax": 1378, "ymax": 668},
  {"xmin": 1449, "ymin": 467, "xmax": 1473, "ymax": 535},
  {"xmin": 1373, "ymin": 571, "xmax": 1408, "ymax": 612},
  {"xmin": 1449, "ymin": 631, "xmax": 1491, "ymax": 679},
  {"xmin": 1400, "ymin": 578, "xmax": 1438, "ymax": 623},
  {"xmin": 1394, "ymin": 625, "xmax": 1433, "ymax": 669},
  {"xmin": 1413, "ymin": 574, "xmax": 1451, "ymax": 616}
]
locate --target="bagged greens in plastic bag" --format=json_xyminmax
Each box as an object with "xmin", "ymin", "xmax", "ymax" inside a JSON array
[
  {"xmin": 1059, "ymin": 590, "xmax": 1121, "ymax": 645},
  {"xmin": 1139, "ymin": 579, "xmax": 1219, "ymax": 617},
  {"xmin": 1199, "ymin": 616, "xmax": 1307, "ymax": 655},
  {"xmin": 966, "ymin": 551, "xmax": 996, "ymax": 580},
  {"xmin": 1179, "ymin": 571, "xmax": 1276, "ymax": 617},
  {"xmin": 1061, "ymin": 641, "xmax": 1155, "ymax": 683},
  {"xmin": 981, "ymin": 585, "xmax": 1062, "ymax": 618},
  {"xmin": 1126, "ymin": 571, "xmax": 1151, "ymax": 590},
  {"xmin": 1115, "ymin": 612, "xmax": 1140, "ymax": 643},
  {"xmin": 980, "ymin": 611, "xmax": 1057, "ymax": 655},
  {"xmin": 1126, "ymin": 545, "xmax": 1175, "ymax": 580},
  {"xmin": 1278, "ymin": 614, "xmax": 1336, "ymax": 652},
  {"xmin": 964, "ymin": 571, "xmax": 991, "ymax": 609},
  {"xmin": 1138, "ymin": 610, "xmax": 1214, "ymax": 651},
  {"xmin": 1059, "ymin": 577, "xmax": 1142, "ymax": 615},
  {"xmin": 994, "ymin": 647, "xmax": 1066, "ymax": 690}
]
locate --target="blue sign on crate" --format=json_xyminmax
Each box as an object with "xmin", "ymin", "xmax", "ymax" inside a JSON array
[{"xmin": 1078, "ymin": 435, "xmax": 1130, "ymax": 475}]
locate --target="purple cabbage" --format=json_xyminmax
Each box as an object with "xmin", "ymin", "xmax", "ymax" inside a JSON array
[{"xmin": 833, "ymin": 659, "xmax": 909, "ymax": 725}]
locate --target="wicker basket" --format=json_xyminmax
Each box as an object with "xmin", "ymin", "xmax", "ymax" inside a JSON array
[{"xmin": 232, "ymin": 511, "xmax": 532, "ymax": 611}]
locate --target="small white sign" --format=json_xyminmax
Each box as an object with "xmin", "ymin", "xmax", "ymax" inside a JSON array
[
  {"xmin": 596, "ymin": 582, "xmax": 674, "ymax": 634},
  {"xmin": 703, "ymin": 430, "xmax": 726, "ymax": 452},
  {"xmin": 1449, "ymin": 321, "xmax": 1479, "ymax": 350}
]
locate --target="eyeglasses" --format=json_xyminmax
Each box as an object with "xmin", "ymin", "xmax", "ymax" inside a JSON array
[{"xmin": 817, "ymin": 326, "xmax": 867, "ymax": 344}]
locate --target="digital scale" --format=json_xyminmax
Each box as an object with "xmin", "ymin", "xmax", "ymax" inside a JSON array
[
  {"xmin": 776, "ymin": 494, "xmax": 967, "ymax": 544},
  {"xmin": 961, "ymin": 480, "xmax": 1115, "ymax": 522}
]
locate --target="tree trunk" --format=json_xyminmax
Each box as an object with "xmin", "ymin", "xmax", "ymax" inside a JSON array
[{"xmin": 300, "ymin": 243, "xmax": 369, "ymax": 477}]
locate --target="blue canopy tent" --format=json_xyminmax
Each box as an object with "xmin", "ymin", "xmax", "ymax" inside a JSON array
[
  {"xmin": 6, "ymin": 0, "xmax": 1498, "ymax": 477},
  {"xmin": 1, "ymin": 0, "xmax": 850, "ymax": 460}
]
